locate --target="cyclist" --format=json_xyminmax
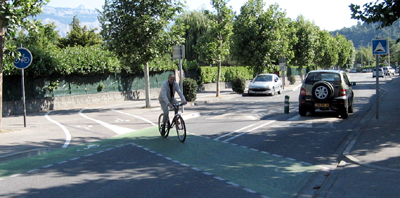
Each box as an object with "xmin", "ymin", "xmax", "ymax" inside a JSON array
[{"xmin": 158, "ymin": 73, "xmax": 187, "ymax": 134}]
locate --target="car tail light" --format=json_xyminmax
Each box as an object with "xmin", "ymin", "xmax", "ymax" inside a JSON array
[
  {"xmin": 300, "ymin": 88, "xmax": 306, "ymax": 96},
  {"xmin": 339, "ymin": 89, "xmax": 346, "ymax": 96}
]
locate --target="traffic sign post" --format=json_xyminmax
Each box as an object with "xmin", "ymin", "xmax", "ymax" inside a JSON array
[
  {"xmin": 372, "ymin": 39, "xmax": 389, "ymax": 119},
  {"xmin": 172, "ymin": 45, "xmax": 185, "ymax": 112},
  {"xmin": 14, "ymin": 47, "xmax": 33, "ymax": 127}
]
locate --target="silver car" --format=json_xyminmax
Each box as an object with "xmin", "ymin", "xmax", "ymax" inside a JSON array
[{"xmin": 248, "ymin": 74, "xmax": 282, "ymax": 96}]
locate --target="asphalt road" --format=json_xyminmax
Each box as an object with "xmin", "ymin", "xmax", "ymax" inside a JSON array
[{"xmin": 0, "ymin": 73, "xmax": 384, "ymax": 198}]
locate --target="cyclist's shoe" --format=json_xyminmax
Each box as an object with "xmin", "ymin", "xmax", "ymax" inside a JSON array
[
  {"xmin": 176, "ymin": 121, "xmax": 184, "ymax": 130},
  {"xmin": 160, "ymin": 124, "xmax": 166, "ymax": 136}
]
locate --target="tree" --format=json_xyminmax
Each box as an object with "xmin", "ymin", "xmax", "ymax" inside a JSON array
[
  {"xmin": 292, "ymin": 15, "xmax": 318, "ymax": 76},
  {"xmin": 6, "ymin": 22, "xmax": 60, "ymax": 77},
  {"xmin": 99, "ymin": 0, "xmax": 185, "ymax": 107},
  {"xmin": 335, "ymin": 34, "xmax": 353, "ymax": 68},
  {"xmin": 178, "ymin": 10, "xmax": 211, "ymax": 62},
  {"xmin": 59, "ymin": 16, "xmax": 103, "ymax": 48},
  {"xmin": 0, "ymin": 0, "xmax": 48, "ymax": 130},
  {"xmin": 231, "ymin": 1, "xmax": 295, "ymax": 75},
  {"xmin": 196, "ymin": 0, "xmax": 233, "ymax": 97},
  {"xmin": 314, "ymin": 30, "xmax": 339, "ymax": 69},
  {"xmin": 350, "ymin": 1, "xmax": 400, "ymax": 29}
]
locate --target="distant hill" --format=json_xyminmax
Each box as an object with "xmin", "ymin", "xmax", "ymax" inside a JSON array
[
  {"xmin": 331, "ymin": 21, "xmax": 400, "ymax": 48},
  {"xmin": 35, "ymin": 5, "xmax": 100, "ymax": 37}
]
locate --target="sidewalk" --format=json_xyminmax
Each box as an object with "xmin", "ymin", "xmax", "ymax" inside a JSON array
[{"xmin": 318, "ymin": 76, "xmax": 400, "ymax": 197}]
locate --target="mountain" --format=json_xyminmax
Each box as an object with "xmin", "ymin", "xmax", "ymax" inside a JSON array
[
  {"xmin": 331, "ymin": 21, "xmax": 400, "ymax": 48},
  {"xmin": 35, "ymin": 5, "xmax": 101, "ymax": 37}
]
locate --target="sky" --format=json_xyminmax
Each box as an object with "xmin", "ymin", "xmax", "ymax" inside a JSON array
[{"xmin": 46, "ymin": 0, "xmax": 372, "ymax": 31}]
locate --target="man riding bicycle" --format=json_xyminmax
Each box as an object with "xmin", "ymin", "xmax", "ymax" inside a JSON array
[{"xmin": 158, "ymin": 73, "xmax": 187, "ymax": 134}]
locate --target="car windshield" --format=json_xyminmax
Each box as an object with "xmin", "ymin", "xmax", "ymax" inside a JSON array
[
  {"xmin": 305, "ymin": 72, "xmax": 341, "ymax": 85},
  {"xmin": 254, "ymin": 75, "xmax": 272, "ymax": 82}
]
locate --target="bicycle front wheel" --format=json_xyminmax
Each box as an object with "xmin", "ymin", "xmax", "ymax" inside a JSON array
[
  {"xmin": 158, "ymin": 114, "xmax": 170, "ymax": 138},
  {"xmin": 175, "ymin": 116, "xmax": 186, "ymax": 143}
]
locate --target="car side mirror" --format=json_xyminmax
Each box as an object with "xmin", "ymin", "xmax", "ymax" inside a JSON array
[{"xmin": 351, "ymin": 82, "xmax": 356, "ymax": 86}]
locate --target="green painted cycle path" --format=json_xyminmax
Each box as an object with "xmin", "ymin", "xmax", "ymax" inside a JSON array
[{"xmin": 0, "ymin": 127, "xmax": 319, "ymax": 198}]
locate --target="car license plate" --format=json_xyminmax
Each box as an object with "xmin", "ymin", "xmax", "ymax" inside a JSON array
[{"xmin": 315, "ymin": 103, "xmax": 329, "ymax": 107}]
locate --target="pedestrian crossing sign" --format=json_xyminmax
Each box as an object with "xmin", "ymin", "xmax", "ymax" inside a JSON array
[{"xmin": 372, "ymin": 39, "xmax": 389, "ymax": 55}]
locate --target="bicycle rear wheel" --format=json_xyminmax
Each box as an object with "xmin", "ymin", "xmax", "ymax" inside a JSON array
[
  {"xmin": 175, "ymin": 116, "xmax": 186, "ymax": 143},
  {"xmin": 158, "ymin": 114, "xmax": 170, "ymax": 138}
]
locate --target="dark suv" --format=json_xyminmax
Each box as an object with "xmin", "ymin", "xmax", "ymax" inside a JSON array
[{"xmin": 298, "ymin": 70, "xmax": 356, "ymax": 119}]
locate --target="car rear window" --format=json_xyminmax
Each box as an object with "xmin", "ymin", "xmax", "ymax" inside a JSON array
[
  {"xmin": 254, "ymin": 75, "xmax": 272, "ymax": 82},
  {"xmin": 305, "ymin": 72, "xmax": 341, "ymax": 85}
]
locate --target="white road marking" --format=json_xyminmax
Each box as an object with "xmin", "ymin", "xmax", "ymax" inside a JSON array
[
  {"xmin": 112, "ymin": 109, "xmax": 156, "ymax": 126},
  {"xmin": 79, "ymin": 109, "xmax": 135, "ymax": 134},
  {"xmin": 214, "ymin": 123, "xmax": 257, "ymax": 141},
  {"xmin": 45, "ymin": 111, "xmax": 71, "ymax": 148}
]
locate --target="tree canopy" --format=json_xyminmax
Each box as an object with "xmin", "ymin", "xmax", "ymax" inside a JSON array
[
  {"xmin": 350, "ymin": 0, "xmax": 400, "ymax": 29},
  {"xmin": 99, "ymin": 0, "xmax": 185, "ymax": 71},
  {"xmin": 231, "ymin": 1, "xmax": 295, "ymax": 75}
]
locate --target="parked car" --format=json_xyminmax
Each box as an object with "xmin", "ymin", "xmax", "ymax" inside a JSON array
[
  {"xmin": 382, "ymin": 66, "xmax": 395, "ymax": 75},
  {"xmin": 373, "ymin": 68, "xmax": 384, "ymax": 78},
  {"xmin": 350, "ymin": 68, "xmax": 358, "ymax": 73},
  {"xmin": 298, "ymin": 70, "xmax": 356, "ymax": 119},
  {"xmin": 248, "ymin": 74, "xmax": 282, "ymax": 96}
]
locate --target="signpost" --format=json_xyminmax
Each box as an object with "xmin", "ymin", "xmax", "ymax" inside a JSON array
[
  {"xmin": 14, "ymin": 47, "xmax": 33, "ymax": 127},
  {"xmin": 172, "ymin": 45, "xmax": 185, "ymax": 90},
  {"xmin": 372, "ymin": 39, "xmax": 389, "ymax": 119}
]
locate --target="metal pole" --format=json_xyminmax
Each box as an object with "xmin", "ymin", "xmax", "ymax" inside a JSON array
[
  {"xmin": 22, "ymin": 69, "xmax": 27, "ymax": 127},
  {"xmin": 179, "ymin": 46, "xmax": 184, "ymax": 113},
  {"xmin": 376, "ymin": 55, "xmax": 379, "ymax": 119}
]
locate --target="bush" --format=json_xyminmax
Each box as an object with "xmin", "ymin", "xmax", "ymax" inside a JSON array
[
  {"xmin": 288, "ymin": 75, "xmax": 296, "ymax": 85},
  {"xmin": 97, "ymin": 82, "xmax": 105, "ymax": 92},
  {"xmin": 231, "ymin": 77, "xmax": 246, "ymax": 94},
  {"xmin": 199, "ymin": 66, "xmax": 253, "ymax": 84},
  {"xmin": 183, "ymin": 78, "xmax": 198, "ymax": 102}
]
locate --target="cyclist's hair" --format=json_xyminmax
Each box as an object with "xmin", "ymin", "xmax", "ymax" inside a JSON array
[{"xmin": 168, "ymin": 73, "xmax": 175, "ymax": 78}]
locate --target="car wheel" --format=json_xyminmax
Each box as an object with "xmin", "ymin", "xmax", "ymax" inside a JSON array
[
  {"xmin": 348, "ymin": 99, "xmax": 354, "ymax": 113},
  {"xmin": 248, "ymin": 92, "xmax": 253, "ymax": 96},
  {"xmin": 299, "ymin": 106, "xmax": 307, "ymax": 116},
  {"xmin": 278, "ymin": 86, "xmax": 282, "ymax": 94},
  {"xmin": 270, "ymin": 88, "xmax": 275, "ymax": 96},
  {"xmin": 312, "ymin": 81, "xmax": 333, "ymax": 101},
  {"xmin": 340, "ymin": 107, "xmax": 349, "ymax": 119}
]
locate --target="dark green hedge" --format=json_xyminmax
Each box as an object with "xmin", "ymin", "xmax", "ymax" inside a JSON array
[{"xmin": 199, "ymin": 66, "xmax": 254, "ymax": 84}]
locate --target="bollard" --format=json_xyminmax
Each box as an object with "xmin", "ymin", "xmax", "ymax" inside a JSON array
[{"xmin": 284, "ymin": 95, "xmax": 290, "ymax": 114}]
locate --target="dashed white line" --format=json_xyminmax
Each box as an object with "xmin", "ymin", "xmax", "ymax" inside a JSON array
[
  {"xmin": 202, "ymin": 172, "xmax": 212, "ymax": 176},
  {"xmin": 42, "ymin": 165, "xmax": 53, "ymax": 169},
  {"xmin": 227, "ymin": 182, "xmax": 240, "ymax": 187},
  {"xmin": 27, "ymin": 169, "xmax": 38, "ymax": 173},
  {"xmin": 45, "ymin": 111, "xmax": 71, "ymax": 148},
  {"xmin": 243, "ymin": 188, "xmax": 257, "ymax": 193},
  {"xmin": 214, "ymin": 176, "xmax": 225, "ymax": 181},
  {"xmin": 70, "ymin": 157, "xmax": 80, "ymax": 161}
]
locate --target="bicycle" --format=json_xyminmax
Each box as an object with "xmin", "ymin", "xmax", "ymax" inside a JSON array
[{"xmin": 158, "ymin": 103, "xmax": 186, "ymax": 143}]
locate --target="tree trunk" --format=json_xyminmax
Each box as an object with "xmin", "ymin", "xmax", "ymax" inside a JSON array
[
  {"xmin": 216, "ymin": 58, "xmax": 221, "ymax": 97},
  {"xmin": 144, "ymin": 61, "xmax": 151, "ymax": 108},
  {"xmin": 0, "ymin": 7, "xmax": 4, "ymax": 130}
]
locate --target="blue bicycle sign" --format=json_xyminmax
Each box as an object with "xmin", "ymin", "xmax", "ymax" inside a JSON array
[{"xmin": 14, "ymin": 48, "xmax": 33, "ymax": 69}]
